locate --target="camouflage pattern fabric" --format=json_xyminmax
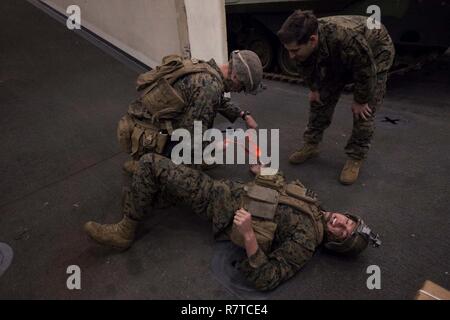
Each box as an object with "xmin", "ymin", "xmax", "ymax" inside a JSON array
[
  {"xmin": 129, "ymin": 59, "xmax": 241, "ymax": 139},
  {"xmin": 170, "ymin": 59, "xmax": 242, "ymax": 134},
  {"xmin": 123, "ymin": 153, "xmax": 320, "ymax": 291},
  {"xmin": 142, "ymin": 59, "xmax": 242, "ymax": 162}
]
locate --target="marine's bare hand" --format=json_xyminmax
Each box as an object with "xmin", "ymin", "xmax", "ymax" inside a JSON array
[
  {"xmin": 352, "ymin": 102, "xmax": 372, "ymax": 121},
  {"xmin": 234, "ymin": 209, "xmax": 254, "ymax": 238}
]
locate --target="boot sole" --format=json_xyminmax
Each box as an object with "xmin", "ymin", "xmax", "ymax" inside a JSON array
[
  {"xmin": 122, "ymin": 167, "xmax": 136, "ymax": 176},
  {"xmin": 339, "ymin": 179, "xmax": 356, "ymax": 186},
  {"xmin": 86, "ymin": 234, "xmax": 131, "ymax": 251},
  {"xmin": 84, "ymin": 228, "xmax": 132, "ymax": 251}
]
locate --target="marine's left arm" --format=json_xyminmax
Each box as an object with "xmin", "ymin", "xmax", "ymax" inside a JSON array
[
  {"xmin": 218, "ymin": 97, "xmax": 258, "ymax": 129},
  {"xmin": 217, "ymin": 96, "xmax": 242, "ymax": 123},
  {"xmin": 239, "ymin": 222, "xmax": 316, "ymax": 291}
]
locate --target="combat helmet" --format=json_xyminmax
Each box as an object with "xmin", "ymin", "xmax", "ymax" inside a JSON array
[{"xmin": 230, "ymin": 50, "xmax": 263, "ymax": 94}]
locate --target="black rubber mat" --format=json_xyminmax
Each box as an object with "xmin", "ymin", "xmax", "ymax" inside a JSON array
[
  {"xmin": 0, "ymin": 243, "xmax": 14, "ymax": 278},
  {"xmin": 210, "ymin": 241, "xmax": 268, "ymax": 300}
]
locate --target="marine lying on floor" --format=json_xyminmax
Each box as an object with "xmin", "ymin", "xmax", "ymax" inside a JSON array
[{"xmin": 84, "ymin": 153, "xmax": 381, "ymax": 291}]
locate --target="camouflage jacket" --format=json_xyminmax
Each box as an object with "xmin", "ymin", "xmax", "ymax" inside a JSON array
[
  {"xmin": 238, "ymin": 203, "xmax": 323, "ymax": 291},
  {"xmin": 171, "ymin": 59, "xmax": 242, "ymax": 134},
  {"xmin": 297, "ymin": 16, "xmax": 395, "ymax": 104}
]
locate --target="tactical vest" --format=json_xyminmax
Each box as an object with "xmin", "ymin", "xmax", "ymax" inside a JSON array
[
  {"xmin": 117, "ymin": 55, "xmax": 223, "ymax": 159},
  {"xmin": 230, "ymin": 174, "xmax": 325, "ymax": 253}
]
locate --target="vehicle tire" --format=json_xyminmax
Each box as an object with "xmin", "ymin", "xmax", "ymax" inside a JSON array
[
  {"xmin": 245, "ymin": 31, "xmax": 275, "ymax": 71},
  {"xmin": 277, "ymin": 44, "xmax": 301, "ymax": 77}
]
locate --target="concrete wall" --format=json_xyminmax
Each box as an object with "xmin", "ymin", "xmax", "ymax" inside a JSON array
[
  {"xmin": 40, "ymin": 0, "xmax": 228, "ymax": 67},
  {"xmin": 185, "ymin": 0, "xmax": 229, "ymax": 64}
]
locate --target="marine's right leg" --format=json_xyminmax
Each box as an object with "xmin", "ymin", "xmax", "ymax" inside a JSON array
[
  {"xmin": 84, "ymin": 153, "xmax": 243, "ymax": 249},
  {"xmin": 290, "ymin": 88, "xmax": 342, "ymax": 164}
]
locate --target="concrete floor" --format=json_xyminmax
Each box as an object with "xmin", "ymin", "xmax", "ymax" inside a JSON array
[{"xmin": 0, "ymin": 0, "xmax": 449, "ymax": 299}]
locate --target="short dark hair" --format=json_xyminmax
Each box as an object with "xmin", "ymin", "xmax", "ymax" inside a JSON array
[{"xmin": 277, "ymin": 10, "xmax": 319, "ymax": 45}]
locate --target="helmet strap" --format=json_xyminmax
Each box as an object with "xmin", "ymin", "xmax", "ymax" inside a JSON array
[{"xmin": 235, "ymin": 51, "xmax": 254, "ymax": 91}]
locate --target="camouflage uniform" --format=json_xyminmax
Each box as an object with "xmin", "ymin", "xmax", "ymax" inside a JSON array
[
  {"xmin": 128, "ymin": 59, "xmax": 242, "ymax": 157},
  {"xmin": 123, "ymin": 153, "xmax": 319, "ymax": 291},
  {"xmin": 171, "ymin": 60, "xmax": 242, "ymax": 135},
  {"xmin": 297, "ymin": 16, "xmax": 395, "ymax": 160}
]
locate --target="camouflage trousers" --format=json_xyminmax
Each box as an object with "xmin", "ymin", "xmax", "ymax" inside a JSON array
[
  {"xmin": 304, "ymin": 72, "xmax": 389, "ymax": 160},
  {"xmin": 122, "ymin": 153, "xmax": 244, "ymax": 236}
]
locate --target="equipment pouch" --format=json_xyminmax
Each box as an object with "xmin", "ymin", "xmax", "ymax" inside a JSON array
[
  {"xmin": 141, "ymin": 78, "xmax": 185, "ymax": 120},
  {"xmin": 242, "ymin": 184, "xmax": 279, "ymax": 221}
]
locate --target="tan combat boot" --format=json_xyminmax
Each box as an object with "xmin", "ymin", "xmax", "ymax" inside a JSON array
[
  {"xmin": 340, "ymin": 159, "xmax": 363, "ymax": 185},
  {"xmin": 84, "ymin": 215, "xmax": 138, "ymax": 250},
  {"xmin": 289, "ymin": 144, "xmax": 319, "ymax": 165},
  {"xmin": 123, "ymin": 160, "xmax": 139, "ymax": 175}
]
